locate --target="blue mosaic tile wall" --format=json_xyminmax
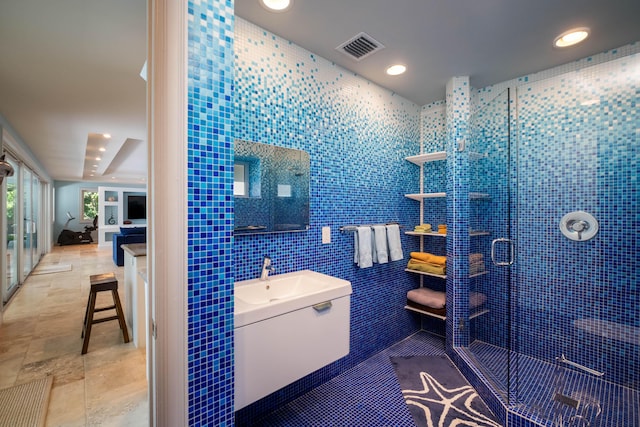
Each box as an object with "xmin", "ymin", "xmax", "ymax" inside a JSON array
[
  {"xmin": 233, "ymin": 18, "xmax": 422, "ymax": 420},
  {"xmin": 423, "ymin": 46, "xmax": 640, "ymax": 427},
  {"xmin": 186, "ymin": 0, "xmax": 235, "ymax": 425},
  {"xmin": 512, "ymin": 50, "xmax": 640, "ymax": 405}
]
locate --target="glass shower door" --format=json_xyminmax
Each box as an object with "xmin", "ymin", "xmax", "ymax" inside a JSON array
[
  {"xmin": 465, "ymin": 88, "xmax": 513, "ymax": 401},
  {"xmin": 512, "ymin": 54, "xmax": 640, "ymax": 427}
]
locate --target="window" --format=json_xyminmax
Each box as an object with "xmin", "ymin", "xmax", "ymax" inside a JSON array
[
  {"xmin": 81, "ymin": 189, "xmax": 98, "ymax": 222},
  {"xmin": 234, "ymin": 162, "xmax": 249, "ymax": 196}
]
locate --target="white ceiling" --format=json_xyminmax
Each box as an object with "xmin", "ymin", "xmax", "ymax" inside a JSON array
[
  {"xmin": 1, "ymin": 0, "xmax": 640, "ymax": 183},
  {"xmin": 0, "ymin": 0, "xmax": 147, "ymax": 183},
  {"xmin": 236, "ymin": 0, "xmax": 640, "ymax": 105}
]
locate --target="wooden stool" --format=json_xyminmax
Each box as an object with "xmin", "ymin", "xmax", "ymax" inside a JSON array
[{"xmin": 82, "ymin": 272, "xmax": 130, "ymax": 354}]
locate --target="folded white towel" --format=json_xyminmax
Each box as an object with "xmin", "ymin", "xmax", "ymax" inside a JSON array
[
  {"xmin": 386, "ymin": 224, "xmax": 404, "ymax": 261},
  {"xmin": 371, "ymin": 225, "xmax": 388, "ymax": 264},
  {"xmin": 354, "ymin": 226, "xmax": 373, "ymax": 268}
]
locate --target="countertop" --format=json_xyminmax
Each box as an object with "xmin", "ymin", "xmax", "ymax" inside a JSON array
[{"xmin": 120, "ymin": 243, "xmax": 147, "ymax": 257}]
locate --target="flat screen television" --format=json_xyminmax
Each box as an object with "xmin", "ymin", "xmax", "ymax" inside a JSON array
[{"xmin": 127, "ymin": 195, "xmax": 147, "ymax": 220}]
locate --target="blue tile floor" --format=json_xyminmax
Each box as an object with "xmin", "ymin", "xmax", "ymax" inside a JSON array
[
  {"xmin": 238, "ymin": 331, "xmax": 496, "ymax": 426},
  {"xmin": 465, "ymin": 341, "xmax": 640, "ymax": 427}
]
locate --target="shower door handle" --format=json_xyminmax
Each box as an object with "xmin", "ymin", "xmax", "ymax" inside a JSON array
[{"xmin": 491, "ymin": 238, "xmax": 514, "ymax": 266}]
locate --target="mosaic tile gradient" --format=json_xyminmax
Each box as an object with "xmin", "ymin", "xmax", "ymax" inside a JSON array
[
  {"xmin": 438, "ymin": 48, "xmax": 640, "ymax": 426},
  {"xmin": 188, "ymin": 5, "xmax": 639, "ymax": 423},
  {"xmin": 187, "ymin": 0, "xmax": 235, "ymax": 425},
  {"xmin": 233, "ymin": 18, "xmax": 422, "ymax": 420}
]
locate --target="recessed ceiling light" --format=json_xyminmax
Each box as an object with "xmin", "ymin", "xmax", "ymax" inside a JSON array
[
  {"xmin": 103, "ymin": 133, "xmax": 111, "ymax": 139},
  {"xmin": 554, "ymin": 27, "xmax": 590, "ymax": 48},
  {"xmin": 260, "ymin": 0, "xmax": 292, "ymax": 12},
  {"xmin": 95, "ymin": 157, "xmax": 101, "ymax": 161},
  {"xmin": 386, "ymin": 64, "xmax": 406, "ymax": 76},
  {"xmin": 99, "ymin": 147, "xmax": 106, "ymax": 152}
]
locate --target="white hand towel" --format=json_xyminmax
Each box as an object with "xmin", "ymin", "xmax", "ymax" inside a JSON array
[
  {"xmin": 386, "ymin": 224, "xmax": 404, "ymax": 261},
  {"xmin": 371, "ymin": 229, "xmax": 377, "ymax": 264},
  {"xmin": 355, "ymin": 226, "xmax": 373, "ymax": 268},
  {"xmin": 354, "ymin": 231, "xmax": 359, "ymax": 264},
  {"xmin": 371, "ymin": 225, "xmax": 388, "ymax": 264}
]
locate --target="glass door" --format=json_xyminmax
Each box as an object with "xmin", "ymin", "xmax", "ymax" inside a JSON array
[
  {"xmin": 22, "ymin": 167, "xmax": 32, "ymax": 279},
  {"xmin": 31, "ymin": 174, "xmax": 41, "ymax": 264},
  {"xmin": 464, "ymin": 88, "xmax": 513, "ymax": 400},
  {"xmin": 3, "ymin": 156, "xmax": 19, "ymax": 303},
  {"xmin": 512, "ymin": 55, "xmax": 639, "ymax": 427}
]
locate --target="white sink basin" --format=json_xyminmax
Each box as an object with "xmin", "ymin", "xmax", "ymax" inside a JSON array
[{"xmin": 234, "ymin": 270, "xmax": 352, "ymax": 328}]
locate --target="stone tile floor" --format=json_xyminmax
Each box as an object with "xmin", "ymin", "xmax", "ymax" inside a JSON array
[{"xmin": 0, "ymin": 244, "xmax": 148, "ymax": 426}]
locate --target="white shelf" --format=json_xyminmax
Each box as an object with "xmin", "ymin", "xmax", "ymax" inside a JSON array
[
  {"xmin": 405, "ymin": 231, "xmax": 446, "ymax": 237},
  {"xmin": 405, "ymin": 192, "xmax": 490, "ymax": 201},
  {"xmin": 406, "ymin": 151, "xmax": 446, "ymax": 165},
  {"xmin": 405, "ymin": 230, "xmax": 490, "ymax": 237},
  {"xmin": 404, "ymin": 305, "xmax": 489, "ymax": 321},
  {"xmin": 469, "ymin": 309, "xmax": 490, "ymax": 320},
  {"xmin": 405, "ymin": 151, "xmax": 487, "ymax": 166},
  {"xmin": 405, "ymin": 192, "xmax": 446, "ymax": 201},
  {"xmin": 404, "ymin": 268, "xmax": 446, "ymax": 279},
  {"xmin": 469, "ymin": 271, "xmax": 488, "ymax": 278},
  {"xmin": 404, "ymin": 268, "xmax": 488, "ymax": 279},
  {"xmin": 404, "ymin": 305, "xmax": 446, "ymax": 320}
]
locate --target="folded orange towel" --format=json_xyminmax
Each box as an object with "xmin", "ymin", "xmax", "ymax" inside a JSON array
[{"xmin": 409, "ymin": 251, "xmax": 446, "ymax": 266}]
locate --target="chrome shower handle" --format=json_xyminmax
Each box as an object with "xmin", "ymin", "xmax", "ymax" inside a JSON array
[{"xmin": 491, "ymin": 238, "xmax": 514, "ymax": 266}]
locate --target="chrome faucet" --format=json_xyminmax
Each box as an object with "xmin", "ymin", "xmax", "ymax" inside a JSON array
[{"xmin": 260, "ymin": 255, "xmax": 274, "ymax": 280}]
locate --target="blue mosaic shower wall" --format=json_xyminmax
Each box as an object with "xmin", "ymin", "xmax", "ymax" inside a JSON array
[
  {"xmin": 418, "ymin": 45, "xmax": 640, "ymax": 427},
  {"xmin": 186, "ymin": 0, "xmax": 235, "ymax": 425},
  {"xmin": 514, "ymin": 51, "xmax": 640, "ymax": 391},
  {"xmin": 233, "ymin": 18, "xmax": 422, "ymax": 421}
]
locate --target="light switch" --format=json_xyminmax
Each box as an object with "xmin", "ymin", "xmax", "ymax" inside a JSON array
[{"xmin": 322, "ymin": 226, "xmax": 331, "ymax": 244}]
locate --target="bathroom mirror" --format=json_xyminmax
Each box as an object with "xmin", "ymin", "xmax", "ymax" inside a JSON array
[{"xmin": 234, "ymin": 140, "xmax": 310, "ymax": 235}]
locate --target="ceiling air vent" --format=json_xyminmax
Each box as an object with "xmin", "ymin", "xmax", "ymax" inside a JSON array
[{"xmin": 336, "ymin": 32, "xmax": 385, "ymax": 61}]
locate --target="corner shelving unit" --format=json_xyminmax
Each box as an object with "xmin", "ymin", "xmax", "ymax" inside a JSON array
[
  {"xmin": 405, "ymin": 230, "xmax": 491, "ymax": 237},
  {"xmin": 404, "ymin": 192, "xmax": 490, "ymax": 201},
  {"xmin": 403, "ymin": 149, "xmax": 490, "ymax": 321}
]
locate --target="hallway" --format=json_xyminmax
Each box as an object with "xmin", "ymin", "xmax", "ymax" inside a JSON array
[{"xmin": 0, "ymin": 244, "xmax": 148, "ymax": 426}]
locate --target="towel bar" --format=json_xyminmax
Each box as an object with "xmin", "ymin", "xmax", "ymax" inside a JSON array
[{"xmin": 339, "ymin": 222, "xmax": 403, "ymax": 233}]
